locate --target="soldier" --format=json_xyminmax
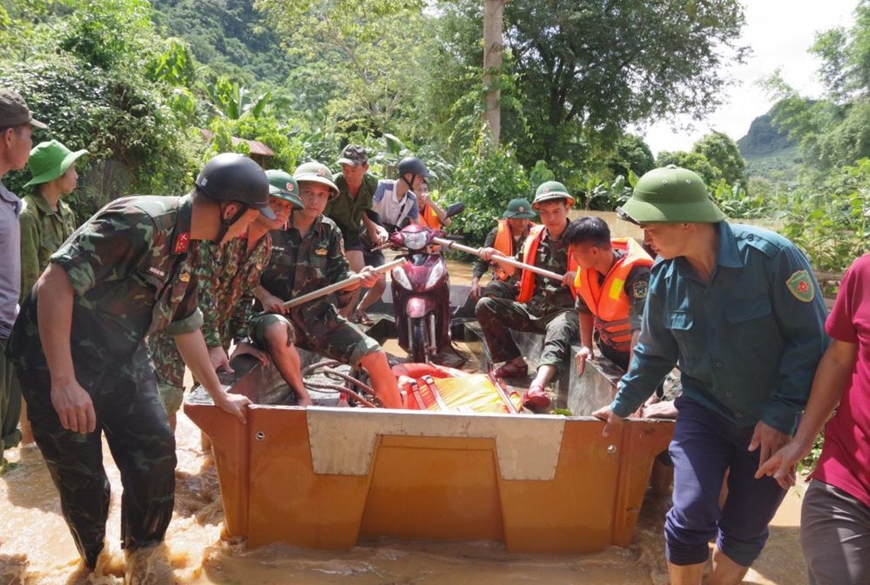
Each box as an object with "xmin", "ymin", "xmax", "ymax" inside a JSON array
[
  {"xmin": 6, "ymin": 153, "xmax": 266, "ymax": 570},
  {"xmin": 149, "ymin": 169, "xmax": 307, "ymax": 429},
  {"xmin": 18, "ymin": 139, "xmax": 88, "ymax": 444},
  {"xmin": 562, "ymin": 216, "xmax": 653, "ymax": 374},
  {"xmin": 250, "ymin": 161, "xmax": 403, "ymax": 409},
  {"xmin": 0, "ymin": 88, "xmax": 45, "ymax": 469},
  {"xmin": 475, "ymin": 181, "xmax": 579, "ymax": 409},
  {"xmin": 470, "ymin": 198, "xmax": 536, "ymax": 301},
  {"xmin": 326, "ymin": 145, "xmax": 382, "ymax": 319}
]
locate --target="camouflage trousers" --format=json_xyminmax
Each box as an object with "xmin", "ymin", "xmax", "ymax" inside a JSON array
[
  {"xmin": 475, "ymin": 297, "xmax": 579, "ymax": 375},
  {"xmin": 249, "ymin": 312, "xmax": 381, "ymax": 366},
  {"xmin": 148, "ymin": 331, "xmax": 187, "ymax": 418},
  {"xmin": 17, "ymin": 349, "xmax": 176, "ymax": 568}
]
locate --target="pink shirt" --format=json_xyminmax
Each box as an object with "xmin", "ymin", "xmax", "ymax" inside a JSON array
[{"xmin": 811, "ymin": 254, "xmax": 870, "ymax": 507}]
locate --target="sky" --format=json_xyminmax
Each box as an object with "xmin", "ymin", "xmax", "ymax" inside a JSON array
[{"xmin": 639, "ymin": 0, "xmax": 859, "ymax": 155}]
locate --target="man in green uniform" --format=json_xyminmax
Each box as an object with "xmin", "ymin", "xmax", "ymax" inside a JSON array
[
  {"xmin": 18, "ymin": 139, "xmax": 88, "ymax": 444},
  {"xmin": 7, "ymin": 153, "xmax": 266, "ymax": 570},
  {"xmin": 326, "ymin": 145, "xmax": 384, "ymax": 319},
  {"xmin": 475, "ymin": 182, "xmax": 578, "ymax": 409},
  {"xmin": 250, "ymin": 161, "xmax": 403, "ymax": 409},
  {"xmin": 149, "ymin": 169, "xmax": 307, "ymax": 429},
  {"xmin": 470, "ymin": 198, "xmax": 536, "ymax": 301}
]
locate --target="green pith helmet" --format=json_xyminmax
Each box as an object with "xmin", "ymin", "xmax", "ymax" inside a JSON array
[
  {"xmin": 619, "ymin": 165, "xmax": 726, "ymax": 224},
  {"xmin": 502, "ymin": 198, "xmax": 536, "ymax": 219},
  {"xmin": 265, "ymin": 169, "xmax": 303, "ymax": 209},
  {"xmin": 532, "ymin": 181, "xmax": 575, "ymax": 210},
  {"xmin": 294, "ymin": 161, "xmax": 339, "ymax": 200},
  {"xmin": 25, "ymin": 140, "xmax": 89, "ymax": 187}
]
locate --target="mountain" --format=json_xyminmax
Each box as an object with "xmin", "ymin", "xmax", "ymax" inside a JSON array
[
  {"xmin": 150, "ymin": 0, "xmax": 291, "ymax": 84},
  {"xmin": 737, "ymin": 112, "xmax": 801, "ymax": 180}
]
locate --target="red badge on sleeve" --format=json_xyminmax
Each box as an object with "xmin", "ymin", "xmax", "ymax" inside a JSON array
[{"xmin": 173, "ymin": 232, "xmax": 190, "ymax": 254}]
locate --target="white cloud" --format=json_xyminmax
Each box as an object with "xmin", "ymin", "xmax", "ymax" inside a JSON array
[{"xmin": 638, "ymin": 0, "xmax": 858, "ymax": 155}]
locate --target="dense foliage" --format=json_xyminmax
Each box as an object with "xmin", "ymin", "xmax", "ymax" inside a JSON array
[{"xmin": 1, "ymin": 0, "xmax": 866, "ymax": 270}]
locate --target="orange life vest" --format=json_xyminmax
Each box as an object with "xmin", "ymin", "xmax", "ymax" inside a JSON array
[
  {"xmin": 573, "ymin": 238, "xmax": 653, "ymax": 351},
  {"xmin": 419, "ymin": 203, "xmax": 441, "ymax": 229},
  {"xmin": 517, "ymin": 225, "xmax": 579, "ymax": 303},
  {"xmin": 491, "ymin": 220, "xmax": 528, "ymax": 281}
]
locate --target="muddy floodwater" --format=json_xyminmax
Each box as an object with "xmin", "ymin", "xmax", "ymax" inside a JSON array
[{"xmin": 0, "ymin": 260, "xmax": 808, "ymax": 584}]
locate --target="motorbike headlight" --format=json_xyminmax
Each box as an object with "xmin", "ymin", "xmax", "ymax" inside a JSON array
[
  {"xmin": 404, "ymin": 231, "xmax": 430, "ymax": 251},
  {"xmin": 391, "ymin": 267, "xmax": 412, "ymax": 290},
  {"xmin": 425, "ymin": 262, "xmax": 445, "ymax": 289}
]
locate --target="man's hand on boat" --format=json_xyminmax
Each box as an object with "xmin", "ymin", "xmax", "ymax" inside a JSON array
[
  {"xmin": 575, "ymin": 345, "xmax": 595, "ymax": 375},
  {"xmin": 591, "ymin": 405, "xmax": 624, "ymax": 438},
  {"xmin": 210, "ymin": 389, "xmax": 251, "ymax": 424},
  {"xmin": 208, "ymin": 345, "xmax": 234, "ymax": 373},
  {"xmin": 231, "ymin": 340, "xmax": 271, "ymax": 366},
  {"xmin": 51, "ymin": 377, "xmax": 97, "ymax": 433}
]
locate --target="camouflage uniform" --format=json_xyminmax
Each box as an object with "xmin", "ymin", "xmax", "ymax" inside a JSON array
[
  {"xmin": 326, "ymin": 172, "xmax": 378, "ymax": 250},
  {"xmin": 148, "ymin": 234, "xmax": 270, "ymax": 416},
  {"xmin": 7, "ymin": 195, "xmax": 203, "ymax": 568},
  {"xmin": 475, "ymin": 222, "xmax": 579, "ymax": 373},
  {"xmin": 249, "ymin": 215, "xmax": 381, "ymax": 365},
  {"xmin": 19, "ymin": 192, "xmax": 77, "ymax": 303}
]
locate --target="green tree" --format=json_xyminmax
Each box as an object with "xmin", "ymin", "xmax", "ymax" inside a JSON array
[
  {"xmin": 499, "ymin": 0, "xmax": 747, "ymax": 170},
  {"xmin": 606, "ymin": 134, "xmax": 655, "ymax": 181},
  {"xmin": 257, "ymin": 0, "xmax": 432, "ymax": 138},
  {"xmin": 0, "ymin": 0, "xmax": 200, "ymax": 217},
  {"xmin": 692, "ymin": 131, "xmax": 748, "ymax": 190},
  {"xmin": 654, "ymin": 151, "xmax": 719, "ymax": 187}
]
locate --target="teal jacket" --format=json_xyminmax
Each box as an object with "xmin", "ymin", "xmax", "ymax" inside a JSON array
[{"xmin": 611, "ymin": 222, "xmax": 828, "ymax": 435}]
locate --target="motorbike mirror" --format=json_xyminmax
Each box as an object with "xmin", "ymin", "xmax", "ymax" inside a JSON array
[
  {"xmin": 445, "ymin": 202, "xmax": 465, "ymax": 219},
  {"xmin": 364, "ymin": 208, "xmax": 383, "ymax": 226}
]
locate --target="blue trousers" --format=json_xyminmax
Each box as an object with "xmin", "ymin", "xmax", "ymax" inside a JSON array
[{"xmin": 665, "ymin": 396, "xmax": 787, "ymax": 567}]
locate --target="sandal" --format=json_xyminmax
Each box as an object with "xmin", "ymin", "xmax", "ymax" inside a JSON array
[
  {"xmin": 491, "ymin": 360, "xmax": 528, "ymax": 379},
  {"xmin": 522, "ymin": 384, "xmax": 551, "ymax": 410},
  {"xmin": 353, "ymin": 311, "xmax": 374, "ymax": 326}
]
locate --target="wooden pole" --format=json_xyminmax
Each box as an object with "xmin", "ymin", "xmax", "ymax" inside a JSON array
[
  {"xmin": 432, "ymin": 237, "xmax": 565, "ymax": 281},
  {"xmin": 279, "ymin": 258, "xmax": 405, "ymax": 310}
]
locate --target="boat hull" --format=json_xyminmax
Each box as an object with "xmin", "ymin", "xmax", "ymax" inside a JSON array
[{"xmin": 185, "ymin": 360, "xmax": 673, "ymax": 553}]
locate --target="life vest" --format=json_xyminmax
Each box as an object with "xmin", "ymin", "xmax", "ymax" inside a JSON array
[
  {"xmin": 419, "ymin": 203, "xmax": 441, "ymax": 229},
  {"xmin": 517, "ymin": 224, "xmax": 578, "ymax": 303},
  {"xmin": 491, "ymin": 220, "xmax": 528, "ymax": 281},
  {"xmin": 573, "ymin": 238, "xmax": 653, "ymax": 352}
]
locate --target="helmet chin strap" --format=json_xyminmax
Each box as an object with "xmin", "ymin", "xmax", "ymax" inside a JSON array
[
  {"xmin": 400, "ymin": 174, "xmax": 417, "ymax": 191},
  {"xmin": 215, "ymin": 203, "xmax": 250, "ymax": 244}
]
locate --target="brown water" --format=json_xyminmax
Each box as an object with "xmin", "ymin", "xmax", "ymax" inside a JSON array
[{"xmin": 0, "ymin": 260, "xmax": 807, "ymax": 584}]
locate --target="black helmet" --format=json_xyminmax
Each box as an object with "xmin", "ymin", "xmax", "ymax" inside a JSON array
[
  {"xmin": 397, "ymin": 156, "xmax": 429, "ymax": 179},
  {"xmin": 195, "ymin": 153, "xmax": 275, "ymax": 220}
]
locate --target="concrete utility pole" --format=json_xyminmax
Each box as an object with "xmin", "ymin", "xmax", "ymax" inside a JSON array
[{"xmin": 483, "ymin": 0, "xmax": 505, "ymax": 146}]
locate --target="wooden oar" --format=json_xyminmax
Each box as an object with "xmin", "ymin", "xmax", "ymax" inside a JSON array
[
  {"xmin": 432, "ymin": 237, "xmax": 565, "ymax": 281},
  {"xmin": 279, "ymin": 258, "xmax": 405, "ymax": 310}
]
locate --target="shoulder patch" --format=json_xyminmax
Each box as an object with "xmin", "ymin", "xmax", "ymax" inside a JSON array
[
  {"xmin": 786, "ymin": 269, "xmax": 815, "ymax": 302},
  {"xmin": 631, "ymin": 280, "xmax": 648, "ymax": 300}
]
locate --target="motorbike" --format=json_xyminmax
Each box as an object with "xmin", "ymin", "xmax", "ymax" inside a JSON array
[{"xmin": 387, "ymin": 202, "xmax": 465, "ymax": 363}]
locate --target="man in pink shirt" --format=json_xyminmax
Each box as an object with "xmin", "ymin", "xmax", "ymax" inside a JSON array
[{"xmin": 758, "ymin": 253, "xmax": 870, "ymax": 585}]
